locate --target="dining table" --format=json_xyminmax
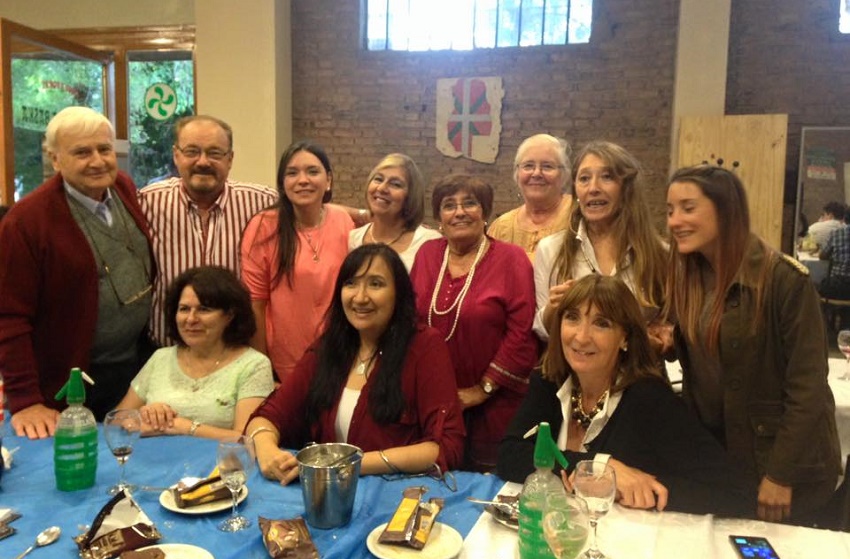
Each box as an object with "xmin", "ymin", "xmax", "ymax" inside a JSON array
[{"xmin": 1, "ymin": 425, "xmax": 848, "ymax": 559}]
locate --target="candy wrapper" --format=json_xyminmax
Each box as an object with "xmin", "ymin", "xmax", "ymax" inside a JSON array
[
  {"xmin": 75, "ymin": 489, "xmax": 162, "ymax": 559},
  {"xmin": 258, "ymin": 516, "xmax": 320, "ymax": 559},
  {"xmin": 172, "ymin": 467, "xmax": 231, "ymax": 508},
  {"xmin": 379, "ymin": 486, "xmax": 444, "ymax": 550}
]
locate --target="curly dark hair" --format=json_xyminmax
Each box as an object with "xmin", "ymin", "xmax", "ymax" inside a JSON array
[
  {"xmin": 306, "ymin": 244, "xmax": 418, "ymax": 424},
  {"xmin": 166, "ymin": 266, "xmax": 256, "ymax": 347}
]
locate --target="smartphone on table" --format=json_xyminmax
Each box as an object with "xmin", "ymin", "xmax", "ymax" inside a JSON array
[{"xmin": 729, "ymin": 535, "xmax": 780, "ymax": 559}]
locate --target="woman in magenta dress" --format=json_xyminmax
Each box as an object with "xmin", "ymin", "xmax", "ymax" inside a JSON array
[{"xmin": 410, "ymin": 174, "xmax": 538, "ymax": 471}]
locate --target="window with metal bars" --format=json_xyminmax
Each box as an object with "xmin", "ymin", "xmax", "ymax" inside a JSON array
[{"xmin": 365, "ymin": 0, "xmax": 592, "ymax": 51}]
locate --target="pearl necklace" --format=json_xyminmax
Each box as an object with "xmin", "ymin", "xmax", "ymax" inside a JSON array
[
  {"xmin": 428, "ymin": 238, "xmax": 488, "ymax": 341},
  {"xmin": 570, "ymin": 386, "xmax": 608, "ymax": 429}
]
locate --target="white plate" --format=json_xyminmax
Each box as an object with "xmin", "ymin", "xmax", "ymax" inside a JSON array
[
  {"xmin": 136, "ymin": 543, "xmax": 214, "ymax": 559},
  {"xmin": 366, "ymin": 522, "xmax": 463, "ymax": 559},
  {"xmin": 159, "ymin": 485, "xmax": 247, "ymax": 515}
]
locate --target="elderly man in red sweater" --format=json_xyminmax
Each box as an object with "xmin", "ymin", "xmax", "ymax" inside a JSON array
[{"xmin": 0, "ymin": 107, "xmax": 154, "ymax": 439}]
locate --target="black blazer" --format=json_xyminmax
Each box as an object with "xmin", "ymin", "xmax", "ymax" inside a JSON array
[{"xmin": 497, "ymin": 372, "xmax": 756, "ymax": 518}]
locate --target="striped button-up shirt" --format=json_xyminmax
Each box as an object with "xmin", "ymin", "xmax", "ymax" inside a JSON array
[{"xmin": 139, "ymin": 177, "xmax": 278, "ymax": 346}]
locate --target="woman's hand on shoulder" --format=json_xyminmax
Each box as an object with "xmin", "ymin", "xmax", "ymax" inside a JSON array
[
  {"xmin": 139, "ymin": 402, "xmax": 178, "ymax": 431},
  {"xmin": 647, "ymin": 321, "xmax": 675, "ymax": 357},
  {"xmin": 257, "ymin": 445, "xmax": 299, "ymax": 485},
  {"xmin": 458, "ymin": 385, "xmax": 489, "ymax": 409},
  {"xmin": 607, "ymin": 458, "xmax": 669, "ymax": 511},
  {"xmin": 547, "ymin": 280, "xmax": 576, "ymax": 309}
]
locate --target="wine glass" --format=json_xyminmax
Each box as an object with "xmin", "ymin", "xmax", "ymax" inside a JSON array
[
  {"xmin": 572, "ymin": 460, "xmax": 616, "ymax": 559},
  {"xmin": 838, "ymin": 330, "xmax": 850, "ymax": 380},
  {"xmin": 103, "ymin": 409, "xmax": 142, "ymax": 495},
  {"xmin": 543, "ymin": 492, "xmax": 589, "ymax": 559},
  {"xmin": 217, "ymin": 435, "xmax": 256, "ymax": 532}
]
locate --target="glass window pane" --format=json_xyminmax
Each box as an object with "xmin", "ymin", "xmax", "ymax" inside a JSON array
[
  {"xmin": 544, "ymin": 0, "xmax": 570, "ymax": 45},
  {"xmin": 569, "ymin": 0, "xmax": 593, "ymax": 44},
  {"xmin": 474, "ymin": 0, "xmax": 498, "ymax": 48},
  {"xmin": 520, "ymin": 0, "xmax": 545, "ymax": 47},
  {"xmin": 366, "ymin": 0, "xmax": 389, "ymax": 50},
  {"xmin": 127, "ymin": 51, "xmax": 194, "ymax": 187},
  {"xmin": 387, "ymin": 0, "xmax": 411, "ymax": 50},
  {"xmin": 497, "ymin": 0, "xmax": 522, "ymax": 47},
  {"xmin": 11, "ymin": 48, "xmax": 104, "ymax": 199},
  {"xmin": 841, "ymin": 0, "xmax": 850, "ymax": 33}
]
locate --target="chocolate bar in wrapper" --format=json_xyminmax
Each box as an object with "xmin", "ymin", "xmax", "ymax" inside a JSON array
[
  {"xmin": 172, "ymin": 473, "xmax": 231, "ymax": 508},
  {"xmin": 259, "ymin": 516, "xmax": 319, "ymax": 559},
  {"xmin": 378, "ymin": 486, "xmax": 444, "ymax": 550},
  {"xmin": 75, "ymin": 489, "xmax": 161, "ymax": 559}
]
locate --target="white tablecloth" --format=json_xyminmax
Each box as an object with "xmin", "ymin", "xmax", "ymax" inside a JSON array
[
  {"xmin": 829, "ymin": 358, "xmax": 850, "ymax": 460},
  {"xmin": 798, "ymin": 249, "xmax": 829, "ymax": 285},
  {"xmin": 460, "ymin": 483, "xmax": 850, "ymax": 559}
]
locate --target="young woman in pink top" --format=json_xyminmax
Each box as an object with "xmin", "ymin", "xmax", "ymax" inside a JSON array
[{"xmin": 241, "ymin": 142, "xmax": 354, "ymax": 381}]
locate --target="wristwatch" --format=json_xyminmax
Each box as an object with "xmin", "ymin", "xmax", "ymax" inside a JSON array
[{"xmin": 481, "ymin": 379, "xmax": 498, "ymax": 395}]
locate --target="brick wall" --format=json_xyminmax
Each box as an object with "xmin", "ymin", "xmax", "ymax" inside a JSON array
[
  {"xmin": 726, "ymin": 0, "xmax": 850, "ymax": 248},
  {"xmin": 290, "ymin": 0, "xmax": 679, "ymax": 227}
]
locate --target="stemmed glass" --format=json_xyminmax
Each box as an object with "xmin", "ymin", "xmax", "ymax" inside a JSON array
[
  {"xmin": 217, "ymin": 435, "xmax": 256, "ymax": 532},
  {"xmin": 573, "ymin": 460, "xmax": 616, "ymax": 559},
  {"xmin": 542, "ymin": 492, "xmax": 589, "ymax": 559},
  {"xmin": 838, "ymin": 330, "xmax": 850, "ymax": 380},
  {"xmin": 103, "ymin": 409, "xmax": 142, "ymax": 495}
]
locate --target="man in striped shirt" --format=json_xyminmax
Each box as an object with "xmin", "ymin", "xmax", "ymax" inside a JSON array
[{"xmin": 140, "ymin": 115, "xmax": 278, "ymax": 347}]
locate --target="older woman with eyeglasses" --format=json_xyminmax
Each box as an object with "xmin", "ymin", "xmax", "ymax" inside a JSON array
[
  {"xmin": 488, "ymin": 134, "xmax": 572, "ymax": 260},
  {"xmin": 410, "ymin": 174, "xmax": 538, "ymax": 471}
]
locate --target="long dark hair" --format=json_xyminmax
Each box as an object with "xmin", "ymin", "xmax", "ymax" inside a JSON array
[
  {"xmin": 270, "ymin": 141, "xmax": 334, "ymax": 288},
  {"xmin": 305, "ymin": 244, "xmax": 418, "ymax": 424}
]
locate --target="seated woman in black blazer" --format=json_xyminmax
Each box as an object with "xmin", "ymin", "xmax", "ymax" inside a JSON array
[{"xmin": 497, "ymin": 275, "xmax": 755, "ymax": 517}]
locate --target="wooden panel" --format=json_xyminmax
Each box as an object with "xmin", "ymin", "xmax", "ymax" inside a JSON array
[{"xmin": 678, "ymin": 114, "xmax": 788, "ymax": 250}]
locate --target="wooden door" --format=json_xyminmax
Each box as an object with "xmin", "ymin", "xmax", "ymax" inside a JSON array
[{"xmin": 677, "ymin": 114, "xmax": 788, "ymax": 250}]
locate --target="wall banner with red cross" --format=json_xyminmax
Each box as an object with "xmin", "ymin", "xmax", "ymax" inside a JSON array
[{"xmin": 436, "ymin": 76, "xmax": 504, "ymax": 164}]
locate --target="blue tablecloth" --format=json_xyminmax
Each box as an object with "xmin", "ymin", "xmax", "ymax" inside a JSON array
[{"xmin": 0, "ymin": 429, "xmax": 504, "ymax": 558}]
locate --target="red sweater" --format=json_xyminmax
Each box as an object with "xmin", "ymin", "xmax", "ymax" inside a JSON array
[
  {"xmin": 251, "ymin": 326, "xmax": 466, "ymax": 471},
  {"xmin": 0, "ymin": 172, "xmax": 152, "ymax": 414}
]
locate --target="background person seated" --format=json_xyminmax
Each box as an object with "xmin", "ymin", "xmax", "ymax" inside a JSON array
[
  {"xmin": 804, "ymin": 200, "xmax": 845, "ymax": 251},
  {"xmin": 246, "ymin": 245, "xmax": 465, "ymax": 484},
  {"xmin": 498, "ymin": 275, "xmax": 756, "ymax": 517},
  {"xmin": 115, "ymin": 266, "xmax": 274, "ymax": 440},
  {"xmin": 819, "ymin": 206, "xmax": 850, "ymax": 299}
]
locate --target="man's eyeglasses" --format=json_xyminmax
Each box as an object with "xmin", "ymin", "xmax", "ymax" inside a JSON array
[
  {"xmin": 175, "ymin": 145, "xmax": 231, "ymax": 161},
  {"xmin": 518, "ymin": 162, "xmax": 563, "ymax": 175},
  {"xmin": 102, "ymin": 264, "xmax": 152, "ymax": 306},
  {"xmin": 439, "ymin": 199, "xmax": 480, "ymax": 214}
]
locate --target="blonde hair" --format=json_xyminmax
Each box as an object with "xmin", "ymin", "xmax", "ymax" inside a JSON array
[
  {"xmin": 365, "ymin": 153, "xmax": 426, "ymax": 230},
  {"xmin": 553, "ymin": 141, "xmax": 666, "ymax": 308}
]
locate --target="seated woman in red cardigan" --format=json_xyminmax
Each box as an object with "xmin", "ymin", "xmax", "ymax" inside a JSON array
[{"xmin": 245, "ymin": 244, "xmax": 465, "ymax": 483}]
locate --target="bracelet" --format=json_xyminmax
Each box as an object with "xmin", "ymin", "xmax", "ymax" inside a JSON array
[
  {"xmin": 249, "ymin": 426, "xmax": 277, "ymax": 442},
  {"xmin": 379, "ymin": 449, "xmax": 400, "ymax": 473},
  {"xmin": 188, "ymin": 420, "xmax": 201, "ymax": 436}
]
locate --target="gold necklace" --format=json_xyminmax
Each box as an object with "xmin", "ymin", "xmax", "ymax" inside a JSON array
[
  {"xmin": 185, "ymin": 347, "xmax": 228, "ymax": 391},
  {"xmin": 428, "ymin": 238, "xmax": 488, "ymax": 341},
  {"xmin": 570, "ymin": 386, "xmax": 608, "ymax": 429},
  {"xmin": 298, "ymin": 208, "xmax": 325, "ymax": 262},
  {"xmin": 366, "ymin": 223, "xmax": 406, "ymax": 246}
]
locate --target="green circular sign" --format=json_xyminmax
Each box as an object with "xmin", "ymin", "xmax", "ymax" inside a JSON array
[{"xmin": 144, "ymin": 83, "xmax": 177, "ymax": 120}]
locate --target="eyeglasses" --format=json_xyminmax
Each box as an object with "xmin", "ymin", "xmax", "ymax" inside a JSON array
[
  {"xmin": 439, "ymin": 199, "xmax": 480, "ymax": 214},
  {"xmin": 102, "ymin": 264, "xmax": 153, "ymax": 306},
  {"xmin": 381, "ymin": 463, "xmax": 458, "ymax": 492},
  {"xmin": 518, "ymin": 162, "xmax": 563, "ymax": 175},
  {"xmin": 175, "ymin": 145, "xmax": 231, "ymax": 161}
]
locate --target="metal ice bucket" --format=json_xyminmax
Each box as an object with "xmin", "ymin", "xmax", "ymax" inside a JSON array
[{"xmin": 296, "ymin": 442, "xmax": 363, "ymax": 528}]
